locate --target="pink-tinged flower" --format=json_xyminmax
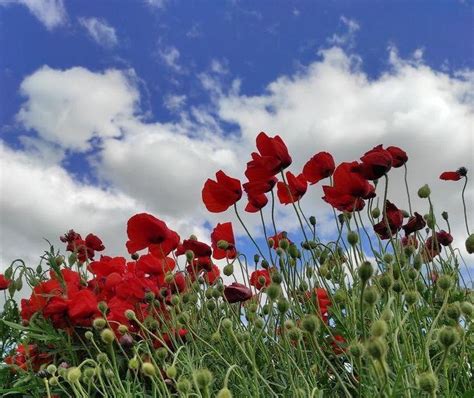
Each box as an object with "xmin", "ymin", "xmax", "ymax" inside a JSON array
[
  {"xmin": 386, "ymin": 146, "xmax": 408, "ymax": 168},
  {"xmin": 255, "ymin": 132, "xmax": 292, "ymax": 175},
  {"xmin": 277, "ymin": 172, "xmax": 307, "ymax": 204},
  {"xmin": 0, "ymin": 274, "xmax": 11, "ymax": 290},
  {"xmin": 224, "ymin": 282, "xmax": 253, "ymax": 303},
  {"xmin": 211, "ymin": 222, "xmax": 237, "ymax": 259},
  {"xmin": 439, "ymin": 167, "xmax": 467, "ymax": 181},
  {"xmin": 402, "ymin": 212, "xmax": 426, "ymax": 235},
  {"xmin": 373, "ymin": 201, "xmax": 404, "ymax": 240},
  {"xmin": 250, "ymin": 269, "xmax": 271, "ymax": 290},
  {"xmin": 303, "ymin": 152, "xmax": 335, "ymax": 184},
  {"xmin": 202, "ymin": 170, "xmax": 242, "ymax": 213}
]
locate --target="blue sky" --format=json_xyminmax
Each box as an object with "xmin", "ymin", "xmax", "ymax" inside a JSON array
[{"xmin": 0, "ymin": 0, "xmax": 473, "ymax": 275}]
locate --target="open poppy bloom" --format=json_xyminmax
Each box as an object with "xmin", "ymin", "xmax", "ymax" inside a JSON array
[
  {"xmin": 202, "ymin": 170, "xmax": 242, "ymax": 213},
  {"xmin": 0, "ymin": 274, "xmax": 11, "ymax": 290},
  {"xmin": 355, "ymin": 145, "xmax": 393, "ymax": 180},
  {"xmin": 303, "ymin": 151, "xmax": 335, "ymax": 184},
  {"xmin": 245, "ymin": 192, "xmax": 269, "ymax": 213},
  {"xmin": 224, "ymin": 282, "xmax": 253, "ymax": 303},
  {"xmin": 440, "ymin": 167, "xmax": 467, "ymax": 181},
  {"xmin": 322, "ymin": 162, "xmax": 375, "ymax": 212},
  {"xmin": 277, "ymin": 172, "xmax": 307, "ymax": 204},
  {"xmin": 126, "ymin": 213, "xmax": 172, "ymax": 254},
  {"xmin": 373, "ymin": 200, "xmax": 404, "ymax": 239},
  {"xmin": 211, "ymin": 222, "xmax": 237, "ymax": 259},
  {"xmin": 402, "ymin": 212, "xmax": 426, "ymax": 235},
  {"xmin": 386, "ymin": 146, "xmax": 408, "ymax": 168},
  {"xmin": 250, "ymin": 269, "xmax": 271, "ymax": 290},
  {"xmin": 255, "ymin": 132, "xmax": 292, "ymax": 175}
]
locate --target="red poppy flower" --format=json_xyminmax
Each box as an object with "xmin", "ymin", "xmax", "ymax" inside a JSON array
[
  {"xmin": 0, "ymin": 274, "xmax": 11, "ymax": 290},
  {"xmin": 373, "ymin": 201, "xmax": 404, "ymax": 240},
  {"xmin": 331, "ymin": 334, "xmax": 346, "ymax": 355},
  {"xmin": 176, "ymin": 239, "xmax": 212, "ymax": 258},
  {"xmin": 423, "ymin": 238, "xmax": 441, "ymax": 262},
  {"xmin": 322, "ymin": 162, "xmax": 375, "ymax": 212},
  {"xmin": 440, "ymin": 171, "xmax": 462, "ymax": 181},
  {"xmin": 68, "ymin": 289, "xmax": 99, "ymax": 326},
  {"xmin": 149, "ymin": 229, "xmax": 180, "ymax": 259},
  {"xmin": 277, "ymin": 172, "xmax": 307, "ymax": 204},
  {"xmin": 250, "ymin": 269, "xmax": 271, "ymax": 290},
  {"xmin": 88, "ymin": 256, "xmax": 127, "ymax": 277},
  {"xmin": 136, "ymin": 254, "xmax": 175, "ymax": 275},
  {"xmin": 303, "ymin": 152, "xmax": 335, "ymax": 184},
  {"xmin": 402, "ymin": 212, "xmax": 426, "ymax": 235},
  {"xmin": 126, "ymin": 213, "xmax": 170, "ymax": 254},
  {"xmin": 202, "ymin": 170, "xmax": 242, "ymax": 213},
  {"xmin": 436, "ymin": 230, "xmax": 453, "ymax": 246},
  {"xmin": 169, "ymin": 272, "xmax": 187, "ymax": 293},
  {"xmin": 269, "ymin": 232, "xmax": 291, "ymax": 249},
  {"xmin": 245, "ymin": 193, "xmax": 268, "ymax": 213},
  {"xmin": 224, "ymin": 282, "xmax": 253, "ymax": 303},
  {"xmin": 401, "ymin": 235, "xmax": 418, "ymax": 249},
  {"xmin": 355, "ymin": 145, "xmax": 393, "ymax": 180},
  {"xmin": 211, "ymin": 222, "xmax": 237, "ymax": 259},
  {"xmin": 255, "ymin": 132, "xmax": 292, "ymax": 175},
  {"xmin": 305, "ymin": 288, "xmax": 331, "ymax": 323},
  {"xmin": 85, "ymin": 234, "xmax": 105, "ymax": 251},
  {"xmin": 386, "ymin": 146, "xmax": 408, "ymax": 168},
  {"xmin": 205, "ymin": 265, "xmax": 221, "ymax": 285}
]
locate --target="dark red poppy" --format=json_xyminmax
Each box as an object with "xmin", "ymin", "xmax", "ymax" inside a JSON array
[
  {"xmin": 436, "ymin": 230, "xmax": 453, "ymax": 246},
  {"xmin": 176, "ymin": 239, "xmax": 212, "ymax": 258},
  {"xmin": 0, "ymin": 274, "xmax": 11, "ymax": 290},
  {"xmin": 322, "ymin": 162, "xmax": 375, "ymax": 212},
  {"xmin": 440, "ymin": 170, "xmax": 463, "ymax": 181},
  {"xmin": 423, "ymin": 238, "xmax": 441, "ymax": 262},
  {"xmin": 126, "ymin": 213, "xmax": 170, "ymax": 254},
  {"xmin": 373, "ymin": 201, "xmax": 404, "ymax": 240},
  {"xmin": 277, "ymin": 172, "xmax": 307, "ymax": 204},
  {"xmin": 85, "ymin": 234, "xmax": 105, "ymax": 251},
  {"xmin": 202, "ymin": 170, "xmax": 242, "ymax": 213},
  {"xmin": 205, "ymin": 265, "xmax": 221, "ymax": 285},
  {"xmin": 255, "ymin": 132, "xmax": 292, "ymax": 175},
  {"xmin": 211, "ymin": 222, "xmax": 237, "ymax": 259},
  {"xmin": 249, "ymin": 269, "xmax": 271, "ymax": 290},
  {"xmin": 402, "ymin": 212, "xmax": 426, "ymax": 235},
  {"xmin": 245, "ymin": 193, "xmax": 268, "ymax": 213},
  {"xmin": 303, "ymin": 152, "xmax": 335, "ymax": 184},
  {"xmin": 386, "ymin": 146, "xmax": 408, "ymax": 168},
  {"xmin": 401, "ymin": 235, "xmax": 418, "ymax": 249},
  {"xmin": 355, "ymin": 145, "xmax": 393, "ymax": 180},
  {"xmin": 224, "ymin": 282, "xmax": 253, "ymax": 303}
]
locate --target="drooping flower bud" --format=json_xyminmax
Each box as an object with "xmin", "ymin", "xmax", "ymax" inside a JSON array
[
  {"xmin": 465, "ymin": 234, "xmax": 474, "ymax": 254},
  {"xmin": 417, "ymin": 184, "xmax": 431, "ymax": 198}
]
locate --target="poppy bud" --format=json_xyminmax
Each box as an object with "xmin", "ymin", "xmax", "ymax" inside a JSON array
[
  {"xmin": 68, "ymin": 252, "xmax": 77, "ymax": 265},
  {"xmin": 465, "ymin": 234, "xmax": 474, "ymax": 254},
  {"xmin": 100, "ymin": 329, "xmax": 115, "ymax": 344},
  {"xmin": 358, "ymin": 261, "xmax": 373, "ymax": 282},
  {"xmin": 49, "ymin": 376, "xmax": 59, "ymax": 386},
  {"xmin": 301, "ymin": 314, "xmax": 319, "ymax": 334},
  {"xmin": 131, "ymin": 252, "xmax": 139, "ymax": 260},
  {"xmin": 156, "ymin": 347, "xmax": 168, "ymax": 361},
  {"xmin": 223, "ymin": 264, "xmax": 234, "ymax": 276},
  {"xmin": 366, "ymin": 338, "xmax": 387, "ymax": 360},
  {"xmin": 407, "ymin": 268, "xmax": 418, "ymax": 280},
  {"xmin": 125, "ymin": 310, "xmax": 136, "ymax": 320},
  {"xmin": 166, "ymin": 365, "xmax": 177, "ymax": 379},
  {"xmin": 255, "ymin": 318, "xmax": 265, "ymax": 329},
  {"xmin": 347, "ymin": 231, "xmax": 359, "ymax": 245},
  {"xmin": 349, "ymin": 342, "xmax": 364, "ymax": 358},
  {"xmin": 93, "ymin": 318, "xmax": 106, "ymax": 330},
  {"xmin": 404, "ymin": 290, "xmax": 418, "ymax": 306},
  {"xmin": 371, "ymin": 208, "xmax": 381, "ymax": 219},
  {"xmin": 288, "ymin": 243, "xmax": 299, "ymax": 258},
  {"xmin": 417, "ymin": 184, "xmax": 431, "ymax": 198},
  {"xmin": 425, "ymin": 213, "xmax": 436, "ymax": 229},
  {"xmin": 417, "ymin": 372, "xmax": 437, "ymax": 394},
  {"xmin": 413, "ymin": 253, "xmax": 422, "ymax": 270},
  {"xmin": 217, "ymin": 388, "xmax": 233, "ymax": 398},
  {"xmin": 381, "ymin": 308, "xmax": 394, "ymax": 322},
  {"xmin": 288, "ymin": 328, "xmax": 302, "ymax": 342},
  {"xmin": 271, "ymin": 272, "xmax": 283, "ymax": 284},
  {"xmin": 177, "ymin": 377, "xmax": 192, "ymax": 393},
  {"xmin": 260, "ymin": 259, "xmax": 269, "ymax": 269},
  {"xmin": 437, "ymin": 275, "xmax": 452, "ymax": 291},
  {"xmin": 96, "ymin": 353, "xmax": 107, "ymax": 364},
  {"xmin": 254, "ymin": 254, "xmax": 260, "ymax": 263},
  {"xmin": 85, "ymin": 331, "xmax": 93, "ymax": 340},
  {"xmin": 128, "ymin": 357, "xmax": 139, "ymax": 370},
  {"xmin": 211, "ymin": 332, "xmax": 221, "ymax": 343},
  {"xmin": 284, "ymin": 320, "xmax": 295, "ymax": 330},
  {"xmin": 438, "ymin": 326, "xmax": 459, "ymax": 349},
  {"xmin": 441, "ymin": 211, "xmax": 448, "ymax": 220},
  {"xmin": 298, "ymin": 281, "xmax": 309, "ymax": 291},
  {"xmin": 206, "ymin": 300, "xmax": 216, "ymax": 311},
  {"xmin": 277, "ymin": 298, "xmax": 290, "ymax": 314},
  {"xmin": 309, "ymin": 216, "xmax": 316, "ymax": 226},
  {"xmin": 67, "ymin": 367, "xmax": 82, "ymax": 383},
  {"xmin": 194, "ymin": 368, "xmax": 213, "ymax": 389},
  {"xmin": 97, "ymin": 301, "xmax": 108, "ymax": 313},
  {"xmin": 268, "ymin": 238, "xmax": 275, "ymax": 248},
  {"xmin": 279, "ymin": 238, "xmax": 289, "ymax": 250},
  {"xmin": 185, "ymin": 250, "xmax": 194, "ymax": 262},
  {"xmin": 371, "ymin": 320, "xmax": 388, "ymax": 338},
  {"xmin": 266, "ymin": 283, "xmax": 281, "ymax": 300},
  {"xmin": 460, "ymin": 301, "xmax": 474, "ymax": 318},
  {"xmin": 84, "ymin": 367, "xmax": 96, "ymax": 378},
  {"xmin": 333, "ymin": 289, "xmax": 346, "ymax": 304},
  {"xmin": 392, "ymin": 280, "xmax": 402, "ymax": 293},
  {"xmin": 222, "ymin": 318, "xmax": 232, "ymax": 330},
  {"xmin": 363, "ymin": 286, "xmax": 379, "ymax": 306},
  {"xmin": 446, "ymin": 303, "xmax": 461, "ymax": 321},
  {"xmin": 379, "ymin": 273, "xmax": 393, "ymax": 290},
  {"xmin": 142, "ymin": 362, "xmax": 156, "ymax": 377}
]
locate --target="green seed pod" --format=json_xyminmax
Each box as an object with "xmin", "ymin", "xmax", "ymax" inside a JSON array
[
  {"xmin": 417, "ymin": 372, "xmax": 438, "ymax": 394},
  {"xmin": 371, "ymin": 320, "xmax": 388, "ymax": 338},
  {"xmin": 177, "ymin": 377, "xmax": 192, "ymax": 393},
  {"xmin": 301, "ymin": 315, "xmax": 319, "ymax": 334},
  {"xmin": 194, "ymin": 368, "xmax": 213, "ymax": 389},
  {"xmin": 381, "ymin": 308, "xmax": 394, "ymax": 322},
  {"xmin": 363, "ymin": 286, "xmax": 379, "ymax": 306},
  {"xmin": 67, "ymin": 367, "xmax": 82, "ymax": 383},
  {"xmin": 288, "ymin": 327, "xmax": 302, "ymax": 342},
  {"xmin": 288, "ymin": 243, "xmax": 299, "ymax": 258},
  {"xmin": 254, "ymin": 318, "xmax": 265, "ymax": 329},
  {"xmin": 413, "ymin": 254, "xmax": 422, "ymax": 270},
  {"xmin": 446, "ymin": 303, "xmax": 461, "ymax": 321},
  {"xmin": 425, "ymin": 213, "xmax": 436, "ymax": 229},
  {"xmin": 128, "ymin": 357, "xmax": 139, "ymax": 370},
  {"xmin": 47, "ymin": 364, "xmax": 57, "ymax": 375},
  {"xmin": 298, "ymin": 281, "xmax": 309, "ymax": 292},
  {"xmin": 333, "ymin": 289, "xmax": 346, "ymax": 305},
  {"xmin": 206, "ymin": 300, "xmax": 216, "ymax": 311},
  {"xmin": 97, "ymin": 301, "xmax": 108, "ymax": 313},
  {"xmin": 125, "ymin": 309, "xmax": 136, "ymax": 320},
  {"xmin": 118, "ymin": 324, "xmax": 128, "ymax": 335},
  {"xmin": 438, "ymin": 275, "xmax": 452, "ymax": 291},
  {"xmin": 358, "ymin": 261, "xmax": 374, "ymax": 283},
  {"xmin": 217, "ymin": 388, "xmax": 233, "ymax": 398},
  {"xmin": 271, "ymin": 272, "xmax": 282, "ymax": 284},
  {"xmin": 223, "ymin": 264, "xmax": 234, "ymax": 276},
  {"xmin": 145, "ymin": 291, "xmax": 155, "ymax": 302},
  {"xmin": 441, "ymin": 211, "xmax": 449, "ymax": 220},
  {"xmin": 262, "ymin": 304, "xmax": 270, "ymax": 315},
  {"xmin": 417, "ymin": 184, "xmax": 431, "ymax": 198},
  {"xmin": 407, "ymin": 268, "xmax": 418, "ymax": 280},
  {"xmin": 142, "ymin": 362, "xmax": 156, "ymax": 377},
  {"xmin": 405, "ymin": 290, "xmax": 418, "ymax": 306},
  {"xmin": 279, "ymin": 238, "xmax": 289, "ymax": 251},
  {"xmin": 383, "ymin": 253, "xmax": 393, "ymax": 264},
  {"xmin": 306, "ymin": 267, "xmax": 313, "ymax": 278},
  {"xmin": 460, "ymin": 301, "xmax": 474, "ymax": 318},
  {"xmin": 309, "ymin": 216, "xmax": 316, "ymax": 226},
  {"xmin": 366, "ymin": 338, "xmax": 387, "ymax": 360},
  {"xmin": 222, "ymin": 318, "xmax": 232, "ymax": 330},
  {"xmin": 379, "ymin": 273, "xmax": 393, "ymax": 290},
  {"xmin": 84, "ymin": 331, "xmax": 93, "ymax": 340},
  {"xmin": 49, "ymin": 376, "xmax": 59, "ymax": 386},
  {"xmin": 284, "ymin": 319, "xmax": 295, "ymax": 330},
  {"xmin": 84, "ymin": 367, "xmax": 95, "ymax": 378},
  {"xmin": 465, "ymin": 234, "xmax": 474, "ymax": 254},
  {"xmin": 266, "ymin": 283, "xmax": 281, "ymax": 300},
  {"xmin": 96, "ymin": 353, "xmax": 108, "ymax": 364},
  {"xmin": 371, "ymin": 208, "xmax": 381, "ymax": 219},
  {"xmin": 100, "ymin": 328, "xmax": 115, "ymax": 344},
  {"xmin": 347, "ymin": 231, "xmax": 359, "ymax": 246},
  {"xmin": 93, "ymin": 318, "xmax": 106, "ymax": 330},
  {"xmin": 392, "ymin": 280, "xmax": 403, "ymax": 294},
  {"xmin": 349, "ymin": 342, "xmax": 364, "ymax": 358},
  {"xmin": 438, "ymin": 326, "xmax": 459, "ymax": 349},
  {"xmin": 277, "ymin": 298, "xmax": 290, "ymax": 314},
  {"xmin": 166, "ymin": 365, "xmax": 177, "ymax": 379}
]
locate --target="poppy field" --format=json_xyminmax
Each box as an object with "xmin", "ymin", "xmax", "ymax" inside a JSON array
[{"xmin": 1, "ymin": 132, "xmax": 473, "ymax": 397}]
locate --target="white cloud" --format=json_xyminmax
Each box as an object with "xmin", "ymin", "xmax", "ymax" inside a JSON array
[
  {"xmin": 1, "ymin": 0, "xmax": 67, "ymax": 30},
  {"xmin": 145, "ymin": 0, "xmax": 167, "ymax": 8},
  {"xmin": 159, "ymin": 46, "xmax": 182, "ymax": 72},
  {"xmin": 16, "ymin": 66, "xmax": 139, "ymax": 151},
  {"xmin": 163, "ymin": 94, "xmax": 186, "ymax": 111},
  {"xmin": 78, "ymin": 17, "xmax": 118, "ymax": 48},
  {"xmin": 328, "ymin": 16, "xmax": 360, "ymax": 47}
]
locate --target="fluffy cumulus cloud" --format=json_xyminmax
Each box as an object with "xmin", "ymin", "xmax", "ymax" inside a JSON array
[
  {"xmin": 78, "ymin": 17, "xmax": 118, "ymax": 48},
  {"xmin": 3, "ymin": 44, "xmax": 474, "ymax": 275},
  {"xmin": 1, "ymin": 0, "xmax": 67, "ymax": 30}
]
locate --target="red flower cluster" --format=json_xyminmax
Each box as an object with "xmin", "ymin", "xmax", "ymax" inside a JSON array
[
  {"xmin": 60, "ymin": 230, "xmax": 105, "ymax": 263},
  {"xmin": 304, "ymin": 288, "xmax": 332, "ymax": 323},
  {"xmin": 4, "ymin": 344, "xmax": 51, "ymax": 372}
]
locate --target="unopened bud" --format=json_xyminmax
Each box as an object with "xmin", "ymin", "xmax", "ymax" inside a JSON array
[
  {"xmin": 358, "ymin": 261, "xmax": 373, "ymax": 282},
  {"xmin": 371, "ymin": 320, "xmax": 388, "ymax": 338},
  {"xmin": 465, "ymin": 234, "xmax": 474, "ymax": 254},
  {"xmin": 193, "ymin": 368, "xmax": 213, "ymax": 389},
  {"xmin": 371, "ymin": 208, "xmax": 381, "ymax": 219},
  {"xmin": 301, "ymin": 314, "xmax": 319, "ymax": 334},
  {"xmin": 93, "ymin": 318, "xmax": 106, "ymax": 330},
  {"xmin": 166, "ymin": 365, "xmax": 177, "ymax": 379},
  {"xmin": 67, "ymin": 367, "xmax": 82, "ymax": 383},
  {"xmin": 309, "ymin": 216, "xmax": 316, "ymax": 226},
  {"xmin": 347, "ymin": 231, "xmax": 359, "ymax": 246},
  {"xmin": 141, "ymin": 362, "xmax": 156, "ymax": 377},
  {"xmin": 417, "ymin": 184, "xmax": 431, "ymax": 198},
  {"xmin": 100, "ymin": 328, "xmax": 115, "ymax": 344},
  {"xmin": 417, "ymin": 372, "xmax": 438, "ymax": 394}
]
